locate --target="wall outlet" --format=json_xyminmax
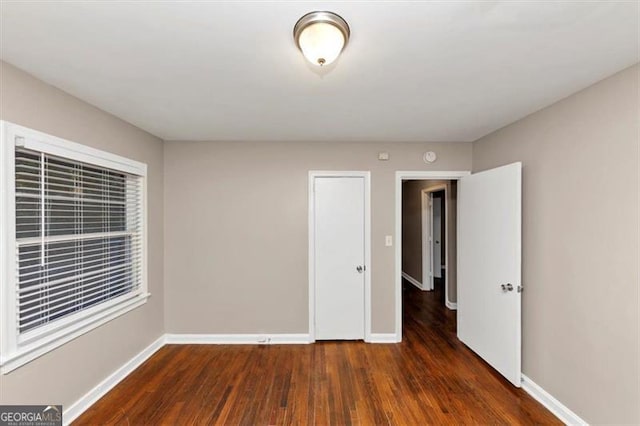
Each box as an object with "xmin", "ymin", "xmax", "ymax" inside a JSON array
[{"xmin": 385, "ymin": 235, "xmax": 393, "ymax": 246}]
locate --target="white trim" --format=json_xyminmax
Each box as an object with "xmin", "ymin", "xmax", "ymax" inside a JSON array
[
  {"xmin": 59, "ymin": 334, "xmax": 586, "ymax": 426},
  {"xmin": 420, "ymin": 183, "xmax": 456, "ymax": 310},
  {"xmin": 1, "ymin": 294, "xmax": 150, "ymax": 374},
  {"xmin": 395, "ymin": 171, "xmax": 471, "ymax": 342},
  {"xmin": 4, "ymin": 121, "xmax": 147, "ymax": 176},
  {"xmin": 401, "ymin": 271, "xmax": 425, "ymax": 290},
  {"xmin": 64, "ymin": 330, "xmax": 399, "ymax": 423},
  {"xmin": 308, "ymin": 174, "xmax": 315, "ymax": 341},
  {"xmin": 63, "ymin": 334, "xmax": 165, "ymax": 425},
  {"xmin": 363, "ymin": 173, "xmax": 372, "ymax": 342},
  {"xmin": 308, "ymin": 171, "xmax": 372, "ymax": 343},
  {"xmin": 0, "ymin": 121, "xmax": 15, "ymax": 367},
  {"xmin": 421, "ymin": 184, "xmax": 447, "ymax": 292},
  {"xmin": 421, "ymin": 190, "xmax": 433, "ymax": 291},
  {"xmin": 0, "ymin": 120, "xmax": 150, "ymax": 374},
  {"xmin": 165, "ymin": 334, "xmax": 312, "ymax": 344},
  {"xmin": 521, "ymin": 374, "xmax": 588, "ymax": 425},
  {"xmin": 141, "ymin": 158, "xmax": 149, "ymax": 323},
  {"xmin": 368, "ymin": 333, "xmax": 400, "ymax": 343}
]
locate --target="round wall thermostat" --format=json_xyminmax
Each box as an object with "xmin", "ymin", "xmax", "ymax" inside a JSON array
[{"xmin": 423, "ymin": 151, "xmax": 437, "ymax": 163}]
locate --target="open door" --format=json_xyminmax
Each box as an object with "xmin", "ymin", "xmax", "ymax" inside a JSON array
[
  {"xmin": 457, "ymin": 162, "xmax": 522, "ymax": 387},
  {"xmin": 421, "ymin": 191, "xmax": 434, "ymax": 291},
  {"xmin": 432, "ymin": 196, "xmax": 443, "ymax": 279}
]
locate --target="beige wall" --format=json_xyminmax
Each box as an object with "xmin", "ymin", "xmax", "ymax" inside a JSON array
[
  {"xmin": 164, "ymin": 142, "xmax": 472, "ymax": 334},
  {"xmin": 401, "ymin": 180, "xmax": 457, "ymax": 302},
  {"xmin": 1, "ymin": 57, "xmax": 637, "ymax": 425},
  {"xmin": 0, "ymin": 62, "xmax": 165, "ymax": 408},
  {"xmin": 473, "ymin": 64, "xmax": 639, "ymax": 424}
]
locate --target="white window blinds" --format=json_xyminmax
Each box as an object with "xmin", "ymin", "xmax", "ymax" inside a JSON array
[{"xmin": 14, "ymin": 147, "xmax": 144, "ymax": 335}]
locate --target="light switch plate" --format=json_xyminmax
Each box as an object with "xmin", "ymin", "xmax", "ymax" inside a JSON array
[{"xmin": 385, "ymin": 235, "xmax": 393, "ymax": 246}]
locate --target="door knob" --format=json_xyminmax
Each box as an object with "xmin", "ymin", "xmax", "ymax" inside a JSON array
[
  {"xmin": 500, "ymin": 283, "xmax": 514, "ymax": 292},
  {"xmin": 356, "ymin": 266, "xmax": 364, "ymax": 273}
]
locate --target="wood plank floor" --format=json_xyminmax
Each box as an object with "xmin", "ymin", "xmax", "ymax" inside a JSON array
[{"xmin": 74, "ymin": 280, "xmax": 559, "ymax": 425}]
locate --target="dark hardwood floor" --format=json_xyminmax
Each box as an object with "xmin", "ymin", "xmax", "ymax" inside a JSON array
[{"xmin": 74, "ymin": 280, "xmax": 559, "ymax": 425}]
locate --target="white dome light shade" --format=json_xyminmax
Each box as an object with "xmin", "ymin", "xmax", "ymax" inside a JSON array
[
  {"xmin": 298, "ymin": 22, "xmax": 345, "ymax": 66},
  {"xmin": 294, "ymin": 11, "xmax": 350, "ymax": 66}
]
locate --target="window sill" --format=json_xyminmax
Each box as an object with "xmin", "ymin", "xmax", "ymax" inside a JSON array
[{"xmin": 0, "ymin": 292, "xmax": 150, "ymax": 374}]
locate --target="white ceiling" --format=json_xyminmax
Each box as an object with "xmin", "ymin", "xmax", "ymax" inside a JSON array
[{"xmin": 1, "ymin": 1, "xmax": 638, "ymax": 142}]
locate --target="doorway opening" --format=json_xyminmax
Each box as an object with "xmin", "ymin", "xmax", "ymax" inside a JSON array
[
  {"xmin": 394, "ymin": 171, "xmax": 469, "ymax": 340},
  {"xmin": 401, "ymin": 179, "xmax": 458, "ymax": 334},
  {"xmin": 394, "ymin": 166, "xmax": 522, "ymax": 387}
]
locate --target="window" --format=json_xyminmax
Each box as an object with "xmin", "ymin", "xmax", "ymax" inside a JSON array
[{"xmin": 1, "ymin": 122, "xmax": 148, "ymax": 373}]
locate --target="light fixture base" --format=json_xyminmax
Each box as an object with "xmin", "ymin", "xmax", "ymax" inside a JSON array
[{"xmin": 293, "ymin": 11, "xmax": 350, "ymax": 67}]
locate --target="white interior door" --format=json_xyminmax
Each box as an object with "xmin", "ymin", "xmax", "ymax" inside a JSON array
[
  {"xmin": 314, "ymin": 176, "xmax": 365, "ymax": 340},
  {"xmin": 433, "ymin": 196, "xmax": 442, "ymax": 279},
  {"xmin": 422, "ymin": 191, "xmax": 434, "ymax": 291},
  {"xmin": 457, "ymin": 162, "xmax": 522, "ymax": 386}
]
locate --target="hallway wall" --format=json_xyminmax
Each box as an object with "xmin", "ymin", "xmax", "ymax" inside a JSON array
[{"xmin": 401, "ymin": 180, "xmax": 458, "ymax": 303}]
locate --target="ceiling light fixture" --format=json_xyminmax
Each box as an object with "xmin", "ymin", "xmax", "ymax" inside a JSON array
[{"xmin": 293, "ymin": 11, "xmax": 350, "ymax": 66}]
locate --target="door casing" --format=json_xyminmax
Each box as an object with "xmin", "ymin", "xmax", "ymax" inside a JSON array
[
  {"xmin": 421, "ymin": 190, "xmax": 434, "ymax": 291},
  {"xmin": 421, "ymin": 184, "xmax": 448, "ymax": 293},
  {"xmin": 395, "ymin": 171, "xmax": 471, "ymax": 341},
  {"xmin": 308, "ymin": 171, "xmax": 371, "ymax": 342},
  {"xmin": 432, "ymin": 195, "xmax": 443, "ymax": 279}
]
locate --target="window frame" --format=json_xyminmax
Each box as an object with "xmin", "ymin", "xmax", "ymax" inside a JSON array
[{"xmin": 0, "ymin": 121, "xmax": 149, "ymax": 374}]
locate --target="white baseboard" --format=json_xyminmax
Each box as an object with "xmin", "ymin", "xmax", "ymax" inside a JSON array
[
  {"xmin": 164, "ymin": 333, "xmax": 312, "ymax": 345},
  {"xmin": 60, "ymin": 335, "xmax": 590, "ymax": 426},
  {"xmin": 402, "ymin": 271, "xmax": 425, "ymax": 290},
  {"xmin": 445, "ymin": 300, "xmax": 457, "ymax": 310},
  {"xmin": 521, "ymin": 374, "xmax": 587, "ymax": 425},
  {"xmin": 368, "ymin": 333, "xmax": 400, "ymax": 343},
  {"xmin": 63, "ymin": 335, "xmax": 165, "ymax": 425},
  {"xmin": 62, "ymin": 331, "xmax": 404, "ymax": 423}
]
